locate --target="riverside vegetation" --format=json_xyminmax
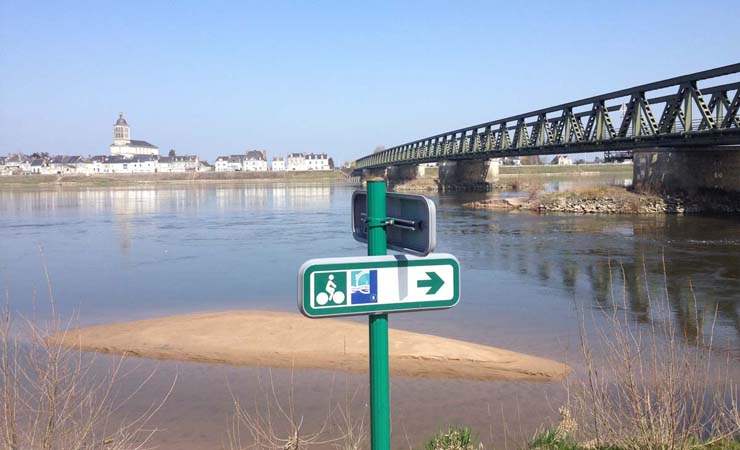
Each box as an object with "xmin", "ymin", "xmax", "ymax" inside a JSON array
[
  {"xmin": 4, "ymin": 261, "xmax": 739, "ymax": 449},
  {"xmin": 223, "ymin": 262, "xmax": 740, "ymax": 450}
]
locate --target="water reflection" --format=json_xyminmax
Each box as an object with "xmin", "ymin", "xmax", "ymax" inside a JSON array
[
  {"xmin": 1, "ymin": 182, "xmax": 737, "ymax": 450},
  {"xmin": 442, "ymin": 195, "xmax": 740, "ymax": 352},
  {"xmin": 0, "ymin": 184, "xmax": 738, "ymax": 353}
]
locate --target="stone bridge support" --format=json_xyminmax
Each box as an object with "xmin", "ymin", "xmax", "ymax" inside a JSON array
[
  {"xmin": 633, "ymin": 146, "xmax": 740, "ymax": 195},
  {"xmin": 438, "ymin": 159, "xmax": 500, "ymax": 191},
  {"xmin": 361, "ymin": 167, "xmax": 388, "ymax": 183},
  {"xmin": 385, "ymin": 164, "xmax": 422, "ymax": 188}
]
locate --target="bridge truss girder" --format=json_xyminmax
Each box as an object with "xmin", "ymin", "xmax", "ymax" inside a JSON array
[{"xmin": 356, "ymin": 64, "xmax": 740, "ymax": 170}]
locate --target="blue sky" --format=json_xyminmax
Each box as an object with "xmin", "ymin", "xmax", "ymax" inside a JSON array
[{"xmin": 1, "ymin": 1, "xmax": 739, "ymax": 164}]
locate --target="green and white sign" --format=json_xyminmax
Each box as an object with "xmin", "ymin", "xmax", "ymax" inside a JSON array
[{"xmin": 298, "ymin": 253, "xmax": 460, "ymax": 318}]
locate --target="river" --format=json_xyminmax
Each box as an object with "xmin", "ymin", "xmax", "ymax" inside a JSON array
[{"xmin": 1, "ymin": 181, "xmax": 738, "ymax": 448}]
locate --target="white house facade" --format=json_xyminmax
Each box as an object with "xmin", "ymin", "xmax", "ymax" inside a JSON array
[
  {"xmin": 158, "ymin": 154, "xmax": 200, "ymax": 172},
  {"xmin": 552, "ymin": 155, "xmax": 574, "ymax": 165},
  {"xmin": 243, "ymin": 150, "xmax": 267, "ymax": 171},
  {"xmin": 304, "ymin": 153, "xmax": 330, "ymax": 170},
  {"xmin": 106, "ymin": 156, "xmax": 159, "ymax": 173},
  {"xmin": 286, "ymin": 153, "xmax": 305, "ymax": 171},
  {"xmin": 215, "ymin": 151, "xmax": 269, "ymax": 172},
  {"xmin": 271, "ymin": 157, "xmax": 286, "ymax": 171},
  {"xmin": 215, "ymin": 155, "xmax": 245, "ymax": 172},
  {"xmin": 286, "ymin": 153, "xmax": 331, "ymax": 171}
]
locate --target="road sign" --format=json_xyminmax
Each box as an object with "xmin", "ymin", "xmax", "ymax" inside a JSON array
[
  {"xmin": 299, "ymin": 179, "xmax": 459, "ymax": 450},
  {"xmin": 298, "ymin": 253, "xmax": 460, "ymax": 318},
  {"xmin": 352, "ymin": 191, "xmax": 436, "ymax": 256}
]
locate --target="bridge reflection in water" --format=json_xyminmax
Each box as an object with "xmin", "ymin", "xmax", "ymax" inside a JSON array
[{"xmin": 441, "ymin": 196, "xmax": 740, "ymax": 354}]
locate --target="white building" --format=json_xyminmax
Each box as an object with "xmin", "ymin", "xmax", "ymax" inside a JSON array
[
  {"xmin": 286, "ymin": 153, "xmax": 305, "ymax": 171},
  {"xmin": 552, "ymin": 155, "xmax": 574, "ymax": 165},
  {"xmin": 41, "ymin": 155, "xmax": 83, "ymax": 175},
  {"xmin": 1, "ymin": 155, "xmax": 27, "ymax": 175},
  {"xmin": 106, "ymin": 155, "xmax": 159, "ymax": 173},
  {"xmin": 109, "ymin": 113, "xmax": 160, "ymax": 157},
  {"xmin": 304, "ymin": 153, "xmax": 330, "ymax": 170},
  {"xmin": 75, "ymin": 155, "xmax": 158, "ymax": 174},
  {"xmin": 215, "ymin": 155, "xmax": 245, "ymax": 172},
  {"xmin": 198, "ymin": 160, "xmax": 214, "ymax": 171},
  {"xmin": 286, "ymin": 153, "xmax": 331, "ymax": 171},
  {"xmin": 271, "ymin": 157, "xmax": 286, "ymax": 171},
  {"xmin": 77, "ymin": 156, "xmax": 110, "ymax": 174},
  {"xmin": 243, "ymin": 150, "xmax": 267, "ymax": 171},
  {"xmin": 215, "ymin": 151, "xmax": 268, "ymax": 172},
  {"xmin": 30, "ymin": 159, "xmax": 45, "ymax": 174},
  {"xmin": 158, "ymin": 152, "xmax": 200, "ymax": 172}
]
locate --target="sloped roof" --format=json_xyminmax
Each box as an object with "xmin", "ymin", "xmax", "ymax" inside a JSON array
[
  {"xmin": 305, "ymin": 153, "xmax": 328, "ymax": 159},
  {"xmin": 107, "ymin": 155, "xmax": 158, "ymax": 164},
  {"xmin": 50, "ymin": 155, "xmax": 83, "ymax": 164},
  {"xmin": 129, "ymin": 140, "xmax": 158, "ymax": 149},
  {"xmin": 160, "ymin": 155, "xmax": 197, "ymax": 163},
  {"xmin": 245, "ymin": 150, "xmax": 265, "ymax": 161}
]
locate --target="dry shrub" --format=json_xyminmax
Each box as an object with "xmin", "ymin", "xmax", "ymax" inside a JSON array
[
  {"xmin": 0, "ymin": 260, "xmax": 173, "ymax": 450},
  {"xmin": 568, "ymin": 257, "xmax": 740, "ymax": 449},
  {"xmin": 226, "ymin": 370, "xmax": 366, "ymax": 450}
]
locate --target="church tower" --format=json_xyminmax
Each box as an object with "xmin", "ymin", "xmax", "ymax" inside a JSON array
[{"xmin": 113, "ymin": 112, "xmax": 131, "ymax": 146}]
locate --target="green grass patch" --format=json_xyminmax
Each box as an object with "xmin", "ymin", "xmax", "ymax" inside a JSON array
[
  {"xmin": 421, "ymin": 427, "xmax": 740, "ymax": 450},
  {"xmin": 423, "ymin": 426, "xmax": 477, "ymax": 450}
]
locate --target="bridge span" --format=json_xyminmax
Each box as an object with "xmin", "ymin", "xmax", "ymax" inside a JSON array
[{"xmin": 354, "ymin": 64, "xmax": 740, "ymax": 193}]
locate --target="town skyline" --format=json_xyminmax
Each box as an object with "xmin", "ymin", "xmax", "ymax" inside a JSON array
[
  {"xmin": 2, "ymin": 2, "xmax": 738, "ymax": 164},
  {"xmin": 1, "ymin": 111, "xmax": 338, "ymax": 167},
  {"xmin": 0, "ymin": 111, "xmax": 336, "ymax": 175}
]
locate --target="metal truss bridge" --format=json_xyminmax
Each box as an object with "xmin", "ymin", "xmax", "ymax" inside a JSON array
[{"xmin": 354, "ymin": 63, "xmax": 740, "ymax": 170}]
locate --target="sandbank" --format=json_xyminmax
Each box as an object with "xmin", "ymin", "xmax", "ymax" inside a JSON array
[{"xmin": 50, "ymin": 310, "xmax": 569, "ymax": 382}]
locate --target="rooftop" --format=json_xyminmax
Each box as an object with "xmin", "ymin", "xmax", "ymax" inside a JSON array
[
  {"xmin": 245, "ymin": 150, "xmax": 265, "ymax": 161},
  {"xmin": 114, "ymin": 112, "xmax": 128, "ymax": 126},
  {"xmin": 128, "ymin": 140, "xmax": 158, "ymax": 149},
  {"xmin": 159, "ymin": 155, "xmax": 197, "ymax": 163}
]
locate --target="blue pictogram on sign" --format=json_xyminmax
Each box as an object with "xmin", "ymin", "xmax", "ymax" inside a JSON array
[{"xmin": 350, "ymin": 269, "xmax": 378, "ymax": 304}]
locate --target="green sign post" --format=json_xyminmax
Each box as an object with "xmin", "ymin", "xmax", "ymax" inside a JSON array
[
  {"xmin": 297, "ymin": 179, "xmax": 461, "ymax": 450},
  {"xmin": 366, "ymin": 179, "xmax": 390, "ymax": 450}
]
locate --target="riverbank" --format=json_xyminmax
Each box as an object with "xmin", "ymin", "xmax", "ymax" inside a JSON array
[
  {"xmin": 499, "ymin": 162, "xmax": 632, "ymax": 176},
  {"xmin": 49, "ymin": 310, "xmax": 570, "ymax": 382},
  {"xmin": 391, "ymin": 163, "xmax": 633, "ymax": 192},
  {"xmin": 0, "ymin": 170, "xmax": 350, "ymax": 189},
  {"xmin": 465, "ymin": 185, "xmax": 740, "ymax": 214}
]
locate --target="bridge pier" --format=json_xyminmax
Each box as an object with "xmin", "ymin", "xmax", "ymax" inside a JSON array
[
  {"xmin": 633, "ymin": 146, "xmax": 740, "ymax": 195},
  {"xmin": 361, "ymin": 167, "xmax": 388, "ymax": 182},
  {"xmin": 438, "ymin": 159, "xmax": 500, "ymax": 191},
  {"xmin": 385, "ymin": 164, "xmax": 422, "ymax": 189}
]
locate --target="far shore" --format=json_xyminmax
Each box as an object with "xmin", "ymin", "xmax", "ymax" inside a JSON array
[
  {"xmin": 49, "ymin": 310, "xmax": 570, "ymax": 382},
  {"xmin": 0, "ymin": 170, "xmax": 353, "ymax": 189},
  {"xmin": 464, "ymin": 185, "xmax": 740, "ymax": 214},
  {"xmin": 498, "ymin": 162, "xmax": 632, "ymax": 176}
]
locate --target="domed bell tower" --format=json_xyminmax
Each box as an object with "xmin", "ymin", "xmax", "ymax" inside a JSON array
[{"xmin": 113, "ymin": 112, "xmax": 131, "ymax": 146}]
